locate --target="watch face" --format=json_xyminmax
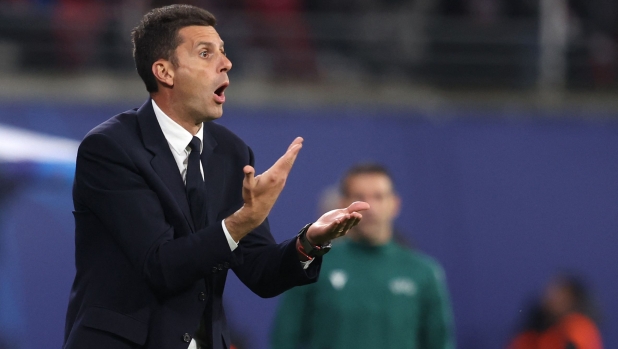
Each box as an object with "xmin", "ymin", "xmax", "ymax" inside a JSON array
[{"xmin": 310, "ymin": 243, "xmax": 331, "ymax": 257}]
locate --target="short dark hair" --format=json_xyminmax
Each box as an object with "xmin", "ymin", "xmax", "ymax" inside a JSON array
[
  {"xmin": 339, "ymin": 163, "xmax": 395, "ymax": 197},
  {"xmin": 131, "ymin": 4, "xmax": 216, "ymax": 93}
]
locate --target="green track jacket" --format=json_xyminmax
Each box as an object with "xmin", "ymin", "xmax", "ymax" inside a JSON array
[{"xmin": 270, "ymin": 239, "xmax": 455, "ymax": 349}]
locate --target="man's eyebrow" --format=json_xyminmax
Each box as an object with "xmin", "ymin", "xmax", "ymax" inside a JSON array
[{"xmin": 195, "ymin": 41, "xmax": 224, "ymax": 49}]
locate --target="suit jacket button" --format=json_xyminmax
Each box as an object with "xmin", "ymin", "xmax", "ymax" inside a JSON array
[
  {"xmin": 199, "ymin": 292, "xmax": 207, "ymax": 301},
  {"xmin": 223, "ymin": 262, "xmax": 230, "ymax": 269},
  {"xmin": 183, "ymin": 333, "xmax": 191, "ymax": 343},
  {"xmin": 217, "ymin": 264, "xmax": 223, "ymax": 271},
  {"xmin": 211, "ymin": 266, "xmax": 218, "ymax": 273}
]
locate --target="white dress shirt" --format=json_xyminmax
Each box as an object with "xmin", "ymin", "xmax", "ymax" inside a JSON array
[{"xmin": 152, "ymin": 100, "xmax": 238, "ymax": 251}]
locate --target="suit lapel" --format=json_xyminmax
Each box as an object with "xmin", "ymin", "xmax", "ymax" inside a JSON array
[
  {"xmin": 136, "ymin": 99, "xmax": 196, "ymax": 233},
  {"xmin": 201, "ymin": 123, "xmax": 225, "ymax": 226}
]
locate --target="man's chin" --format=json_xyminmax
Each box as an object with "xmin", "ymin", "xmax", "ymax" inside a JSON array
[{"xmin": 203, "ymin": 107, "xmax": 223, "ymax": 121}]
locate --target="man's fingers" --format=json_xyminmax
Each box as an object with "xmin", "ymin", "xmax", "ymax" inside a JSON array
[
  {"xmin": 243, "ymin": 165, "xmax": 256, "ymax": 187},
  {"xmin": 329, "ymin": 213, "xmax": 356, "ymax": 234},
  {"xmin": 346, "ymin": 201, "xmax": 370, "ymax": 213},
  {"xmin": 341, "ymin": 214, "xmax": 357, "ymax": 232},
  {"xmin": 282, "ymin": 137, "xmax": 303, "ymax": 167},
  {"xmin": 287, "ymin": 137, "xmax": 303, "ymax": 151},
  {"xmin": 272, "ymin": 137, "xmax": 303, "ymax": 174},
  {"xmin": 328, "ymin": 219, "xmax": 342, "ymax": 232},
  {"xmin": 349, "ymin": 216, "xmax": 361, "ymax": 229}
]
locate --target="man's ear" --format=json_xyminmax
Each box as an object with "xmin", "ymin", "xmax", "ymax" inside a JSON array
[{"xmin": 152, "ymin": 59, "xmax": 174, "ymax": 88}]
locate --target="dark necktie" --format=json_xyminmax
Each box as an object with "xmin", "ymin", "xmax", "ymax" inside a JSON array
[
  {"xmin": 186, "ymin": 136, "xmax": 207, "ymax": 230},
  {"xmin": 187, "ymin": 137, "xmax": 214, "ymax": 348}
]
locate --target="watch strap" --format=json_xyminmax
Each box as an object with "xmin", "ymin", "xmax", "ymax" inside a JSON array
[{"xmin": 297, "ymin": 223, "xmax": 332, "ymax": 257}]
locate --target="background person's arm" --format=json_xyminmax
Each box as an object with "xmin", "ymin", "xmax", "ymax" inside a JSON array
[{"xmin": 420, "ymin": 263, "xmax": 456, "ymax": 349}]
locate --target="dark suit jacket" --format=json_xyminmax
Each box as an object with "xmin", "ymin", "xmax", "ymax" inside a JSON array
[{"xmin": 63, "ymin": 100, "xmax": 321, "ymax": 349}]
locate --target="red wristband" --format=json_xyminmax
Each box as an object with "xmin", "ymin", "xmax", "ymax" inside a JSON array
[{"xmin": 296, "ymin": 237, "xmax": 314, "ymax": 262}]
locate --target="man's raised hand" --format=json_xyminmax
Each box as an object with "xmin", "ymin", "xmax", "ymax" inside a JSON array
[{"xmin": 226, "ymin": 137, "xmax": 303, "ymax": 241}]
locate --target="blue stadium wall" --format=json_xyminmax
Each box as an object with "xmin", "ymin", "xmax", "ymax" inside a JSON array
[{"xmin": 0, "ymin": 102, "xmax": 616, "ymax": 349}]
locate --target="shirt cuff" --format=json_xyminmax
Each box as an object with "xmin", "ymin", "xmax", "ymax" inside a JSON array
[
  {"xmin": 221, "ymin": 219, "xmax": 238, "ymax": 251},
  {"xmin": 300, "ymin": 258, "xmax": 314, "ymax": 270}
]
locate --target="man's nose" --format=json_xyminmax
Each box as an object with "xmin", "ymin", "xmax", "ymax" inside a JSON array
[{"xmin": 220, "ymin": 54, "xmax": 232, "ymax": 72}]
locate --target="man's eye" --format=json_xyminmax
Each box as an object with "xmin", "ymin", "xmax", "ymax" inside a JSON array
[{"xmin": 200, "ymin": 51, "xmax": 210, "ymax": 58}]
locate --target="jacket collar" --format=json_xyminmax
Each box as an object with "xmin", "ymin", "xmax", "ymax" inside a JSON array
[
  {"xmin": 136, "ymin": 98, "xmax": 222, "ymax": 232},
  {"xmin": 136, "ymin": 99, "xmax": 195, "ymax": 232}
]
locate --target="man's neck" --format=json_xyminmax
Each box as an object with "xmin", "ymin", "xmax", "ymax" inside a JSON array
[{"xmin": 151, "ymin": 94, "xmax": 201, "ymax": 135}]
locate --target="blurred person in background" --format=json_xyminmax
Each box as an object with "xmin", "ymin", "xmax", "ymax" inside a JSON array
[
  {"xmin": 507, "ymin": 273, "xmax": 603, "ymax": 349},
  {"xmin": 270, "ymin": 163, "xmax": 455, "ymax": 349},
  {"xmin": 316, "ymin": 183, "xmax": 414, "ymax": 248}
]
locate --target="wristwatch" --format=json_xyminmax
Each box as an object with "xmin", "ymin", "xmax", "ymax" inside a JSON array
[{"xmin": 297, "ymin": 223, "xmax": 332, "ymax": 257}]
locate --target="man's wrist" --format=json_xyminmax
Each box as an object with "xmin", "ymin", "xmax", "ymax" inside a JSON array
[
  {"xmin": 225, "ymin": 206, "xmax": 262, "ymax": 241},
  {"xmin": 296, "ymin": 237, "xmax": 314, "ymax": 262},
  {"xmin": 297, "ymin": 223, "xmax": 332, "ymax": 258}
]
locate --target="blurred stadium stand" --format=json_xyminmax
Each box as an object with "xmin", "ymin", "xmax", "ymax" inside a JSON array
[{"xmin": 0, "ymin": 0, "xmax": 616, "ymax": 107}]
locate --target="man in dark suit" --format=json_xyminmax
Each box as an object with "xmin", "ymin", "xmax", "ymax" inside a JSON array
[{"xmin": 63, "ymin": 5, "xmax": 369, "ymax": 349}]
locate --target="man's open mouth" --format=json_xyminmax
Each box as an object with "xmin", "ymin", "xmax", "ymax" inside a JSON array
[
  {"xmin": 215, "ymin": 82, "xmax": 228, "ymax": 96},
  {"xmin": 213, "ymin": 82, "xmax": 228, "ymax": 103}
]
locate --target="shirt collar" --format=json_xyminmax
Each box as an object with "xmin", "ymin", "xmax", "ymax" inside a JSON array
[{"xmin": 152, "ymin": 99, "xmax": 203, "ymax": 155}]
